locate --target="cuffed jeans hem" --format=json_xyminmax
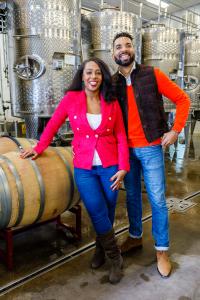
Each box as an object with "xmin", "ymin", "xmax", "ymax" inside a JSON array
[
  {"xmin": 129, "ymin": 233, "xmax": 143, "ymax": 239},
  {"xmin": 154, "ymin": 245, "xmax": 169, "ymax": 251}
]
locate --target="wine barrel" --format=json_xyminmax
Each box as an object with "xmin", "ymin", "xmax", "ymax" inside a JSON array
[
  {"xmin": 0, "ymin": 136, "xmax": 37, "ymax": 154},
  {"xmin": 0, "ymin": 147, "xmax": 79, "ymax": 229}
]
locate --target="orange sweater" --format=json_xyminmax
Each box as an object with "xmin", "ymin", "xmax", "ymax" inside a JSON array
[{"xmin": 127, "ymin": 68, "xmax": 190, "ymax": 147}]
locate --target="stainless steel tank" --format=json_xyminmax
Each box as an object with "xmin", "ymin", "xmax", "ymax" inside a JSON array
[
  {"xmin": 6, "ymin": 0, "xmax": 81, "ymax": 138},
  {"xmin": 142, "ymin": 24, "xmax": 181, "ymax": 111},
  {"xmin": 89, "ymin": 8, "xmax": 140, "ymax": 74},
  {"xmin": 184, "ymin": 36, "xmax": 200, "ymax": 111}
]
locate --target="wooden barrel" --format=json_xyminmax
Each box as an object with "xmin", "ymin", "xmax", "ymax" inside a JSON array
[
  {"xmin": 0, "ymin": 147, "xmax": 79, "ymax": 229},
  {"xmin": 0, "ymin": 136, "xmax": 37, "ymax": 154}
]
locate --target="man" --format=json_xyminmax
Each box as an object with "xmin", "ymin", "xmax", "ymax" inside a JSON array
[{"xmin": 112, "ymin": 32, "xmax": 190, "ymax": 278}]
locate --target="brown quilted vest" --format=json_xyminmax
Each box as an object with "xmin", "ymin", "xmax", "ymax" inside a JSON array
[{"xmin": 112, "ymin": 63, "xmax": 168, "ymax": 143}]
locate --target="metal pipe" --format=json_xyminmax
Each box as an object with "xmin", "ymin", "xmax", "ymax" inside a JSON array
[
  {"xmin": 158, "ymin": 0, "xmax": 161, "ymax": 23},
  {"xmin": 165, "ymin": 0, "xmax": 200, "ymax": 18},
  {"xmin": 120, "ymin": 0, "xmax": 123, "ymax": 12},
  {"xmin": 168, "ymin": 14, "xmax": 171, "ymax": 28},
  {"xmin": 178, "ymin": 30, "xmax": 185, "ymax": 90},
  {"xmin": 139, "ymin": 2, "xmax": 143, "ymax": 18},
  {"xmin": 164, "ymin": 7, "xmax": 167, "ymax": 19},
  {"xmin": 128, "ymin": 0, "xmax": 200, "ymax": 30},
  {"xmin": 185, "ymin": 10, "xmax": 188, "ymax": 31}
]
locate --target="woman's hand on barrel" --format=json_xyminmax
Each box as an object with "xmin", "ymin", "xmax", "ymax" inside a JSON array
[
  {"xmin": 20, "ymin": 148, "xmax": 39, "ymax": 160},
  {"xmin": 110, "ymin": 170, "xmax": 127, "ymax": 191}
]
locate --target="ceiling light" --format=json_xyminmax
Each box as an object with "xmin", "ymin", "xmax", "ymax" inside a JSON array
[{"xmin": 146, "ymin": 0, "xmax": 169, "ymax": 9}]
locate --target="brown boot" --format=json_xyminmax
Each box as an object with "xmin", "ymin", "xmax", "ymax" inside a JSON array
[
  {"xmin": 156, "ymin": 251, "xmax": 172, "ymax": 278},
  {"xmin": 98, "ymin": 229, "xmax": 123, "ymax": 284},
  {"xmin": 120, "ymin": 236, "xmax": 143, "ymax": 254},
  {"xmin": 91, "ymin": 237, "xmax": 105, "ymax": 269}
]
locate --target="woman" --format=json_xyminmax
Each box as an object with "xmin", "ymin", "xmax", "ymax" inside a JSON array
[{"xmin": 21, "ymin": 58, "xmax": 129, "ymax": 284}]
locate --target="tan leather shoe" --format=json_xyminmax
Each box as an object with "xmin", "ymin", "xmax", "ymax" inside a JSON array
[
  {"xmin": 120, "ymin": 236, "xmax": 143, "ymax": 254},
  {"xmin": 156, "ymin": 251, "xmax": 172, "ymax": 278}
]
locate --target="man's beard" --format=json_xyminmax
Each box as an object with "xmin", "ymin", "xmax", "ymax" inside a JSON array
[{"xmin": 114, "ymin": 53, "xmax": 135, "ymax": 67}]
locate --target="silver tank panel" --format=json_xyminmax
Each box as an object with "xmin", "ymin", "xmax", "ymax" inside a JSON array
[
  {"xmin": 89, "ymin": 8, "xmax": 140, "ymax": 74},
  {"xmin": 184, "ymin": 36, "xmax": 200, "ymax": 110},
  {"xmin": 142, "ymin": 25, "xmax": 180, "ymax": 111},
  {"xmin": 7, "ymin": 0, "xmax": 81, "ymax": 138}
]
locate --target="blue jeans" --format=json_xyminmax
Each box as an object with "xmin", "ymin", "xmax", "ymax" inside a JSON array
[
  {"xmin": 124, "ymin": 145, "xmax": 169, "ymax": 251},
  {"xmin": 74, "ymin": 165, "xmax": 119, "ymax": 235}
]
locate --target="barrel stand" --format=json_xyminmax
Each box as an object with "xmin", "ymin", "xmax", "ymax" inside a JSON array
[{"xmin": 0, "ymin": 204, "xmax": 81, "ymax": 270}]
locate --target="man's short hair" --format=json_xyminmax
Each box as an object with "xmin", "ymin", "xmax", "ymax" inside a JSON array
[{"xmin": 113, "ymin": 32, "xmax": 133, "ymax": 46}]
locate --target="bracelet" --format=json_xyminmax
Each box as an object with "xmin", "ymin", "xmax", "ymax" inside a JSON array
[{"xmin": 171, "ymin": 129, "xmax": 180, "ymax": 135}]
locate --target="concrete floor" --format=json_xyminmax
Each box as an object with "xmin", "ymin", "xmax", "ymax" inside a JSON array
[{"xmin": 0, "ymin": 135, "xmax": 200, "ymax": 299}]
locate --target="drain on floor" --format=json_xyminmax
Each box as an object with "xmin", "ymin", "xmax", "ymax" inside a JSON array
[{"xmin": 166, "ymin": 197, "xmax": 197, "ymax": 212}]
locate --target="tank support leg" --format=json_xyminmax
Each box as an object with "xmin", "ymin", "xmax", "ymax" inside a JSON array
[
  {"xmin": 0, "ymin": 228, "xmax": 14, "ymax": 270},
  {"xmin": 5, "ymin": 229, "xmax": 13, "ymax": 270},
  {"xmin": 70, "ymin": 204, "xmax": 82, "ymax": 240},
  {"xmin": 56, "ymin": 204, "xmax": 82, "ymax": 240}
]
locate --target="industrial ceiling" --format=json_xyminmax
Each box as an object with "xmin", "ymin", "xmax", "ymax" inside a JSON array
[{"xmin": 82, "ymin": 0, "xmax": 200, "ymax": 25}]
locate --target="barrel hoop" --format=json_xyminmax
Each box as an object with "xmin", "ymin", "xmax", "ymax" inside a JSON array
[
  {"xmin": 65, "ymin": 147, "xmax": 73, "ymax": 156},
  {"xmin": 0, "ymin": 165, "xmax": 12, "ymax": 229},
  {"xmin": 0, "ymin": 155, "xmax": 25, "ymax": 227},
  {"xmin": 28, "ymin": 139, "xmax": 37, "ymax": 146},
  {"xmin": 51, "ymin": 148, "xmax": 74, "ymax": 210},
  {"xmin": 1, "ymin": 135, "xmax": 24, "ymax": 151},
  {"xmin": 29, "ymin": 159, "xmax": 45, "ymax": 223}
]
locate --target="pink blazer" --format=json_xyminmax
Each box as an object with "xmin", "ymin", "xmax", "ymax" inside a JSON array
[{"xmin": 34, "ymin": 91, "xmax": 130, "ymax": 171}]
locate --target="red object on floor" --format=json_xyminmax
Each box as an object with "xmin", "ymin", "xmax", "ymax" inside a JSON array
[{"xmin": 0, "ymin": 204, "xmax": 82, "ymax": 270}]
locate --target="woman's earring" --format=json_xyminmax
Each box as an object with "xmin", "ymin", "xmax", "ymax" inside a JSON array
[{"xmin": 82, "ymin": 81, "xmax": 85, "ymax": 89}]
